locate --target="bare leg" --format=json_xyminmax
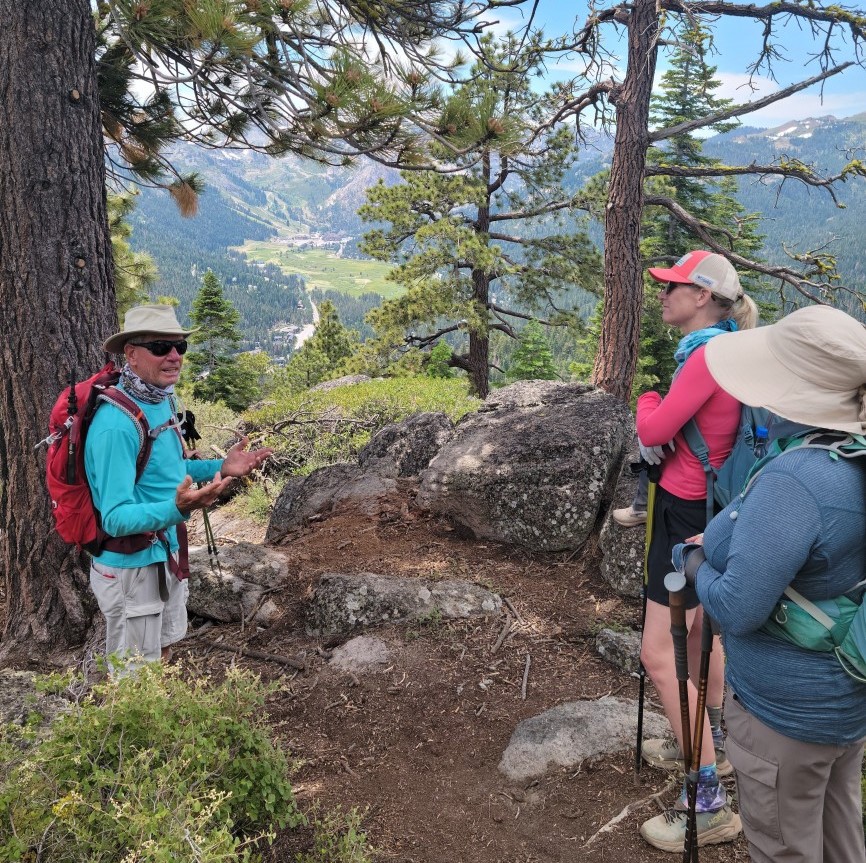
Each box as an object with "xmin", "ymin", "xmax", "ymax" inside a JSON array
[
  {"xmin": 687, "ymin": 614, "xmax": 725, "ymax": 717},
  {"xmin": 641, "ymin": 599, "xmax": 716, "ymax": 767}
]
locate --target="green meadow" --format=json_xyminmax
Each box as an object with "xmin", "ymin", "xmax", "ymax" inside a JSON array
[{"xmin": 237, "ymin": 241, "xmax": 401, "ymax": 299}]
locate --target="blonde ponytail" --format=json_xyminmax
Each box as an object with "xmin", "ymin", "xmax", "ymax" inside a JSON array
[
  {"xmin": 730, "ymin": 293, "xmax": 759, "ymax": 331},
  {"xmin": 712, "ymin": 291, "xmax": 758, "ymax": 331}
]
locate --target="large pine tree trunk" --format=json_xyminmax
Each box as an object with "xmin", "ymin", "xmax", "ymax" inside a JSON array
[
  {"xmin": 468, "ymin": 327, "xmax": 490, "ymax": 398},
  {"xmin": 0, "ymin": 1, "xmax": 116, "ymax": 661},
  {"xmin": 592, "ymin": 0, "xmax": 659, "ymax": 403}
]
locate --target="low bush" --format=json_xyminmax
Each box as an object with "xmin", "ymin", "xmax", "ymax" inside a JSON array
[
  {"xmin": 0, "ymin": 665, "xmax": 302, "ymax": 862},
  {"xmin": 244, "ymin": 376, "xmax": 480, "ymax": 475},
  {"xmin": 296, "ymin": 807, "xmax": 373, "ymax": 863},
  {"xmin": 177, "ymin": 395, "xmax": 243, "ymax": 455}
]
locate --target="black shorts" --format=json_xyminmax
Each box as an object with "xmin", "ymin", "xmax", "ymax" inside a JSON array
[{"xmin": 646, "ymin": 486, "xmax": 710, "ymax": 609}]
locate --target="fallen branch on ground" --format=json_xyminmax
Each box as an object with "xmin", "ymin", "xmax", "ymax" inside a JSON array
[
  {"xmin": 582, "ymin": 776, "xmax": 677, "ymax": 848},
  {"xmin": 195, "ymin": 638, "xmax": 306, "ymax": 671}
]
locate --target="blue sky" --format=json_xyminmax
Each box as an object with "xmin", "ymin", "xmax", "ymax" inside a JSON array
[{"xmin": 486, "ymin": 1, "xmax": 866, "ymax": 128}]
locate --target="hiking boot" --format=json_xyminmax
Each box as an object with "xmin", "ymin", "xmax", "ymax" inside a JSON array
[
  {"xmin": 641, "ymin": 733, "xmax": 733, "ymax": 777},
  {"xmin": 612, "ymin": 505, "xmax": 647, "ymax": 527},
  {"xmin": 640, "ymin": 804, "xmax": 742, "ymax": 852}
]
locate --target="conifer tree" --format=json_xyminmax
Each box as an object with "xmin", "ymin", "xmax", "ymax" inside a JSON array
[
  {"xmin": 185, "ymin": 271, "xmax": 257, "ymax": 411},
  {"xmin": 643, "ymin": 25, "xmax": 764, "ymax": 273},
  {"xmin": 108, "ymin": 193, "xmax": 157, "ymax": 320},
  {"xmin": 506, "ymin": 321, "xmax": 558, "ymax": 382},
  {"xmin": 306, "ymin": 301, "xmax": 356, "ymax": 370},
  {"xmin": 280, "ymin": 301, "xmax": 357, "ymax": 392},
  {"xmin": 359, "ymin": 34, "xmax": 602, "ymax": 397}
]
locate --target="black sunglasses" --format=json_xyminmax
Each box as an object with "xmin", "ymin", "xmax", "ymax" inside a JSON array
[
  {"xmin": 662, "ymin": 281, "xmax": 701, "ymax": 295},
  {"xmin": 130, "ymin": 339, "xmax": 189, "ymax": 357}
]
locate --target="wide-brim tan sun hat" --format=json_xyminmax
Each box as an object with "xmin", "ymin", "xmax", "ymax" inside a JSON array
[
  {"xmin": 104, "ymin": 304, "xmax": 198, "ymax": 354},
  {"xmin": 704, "ymin": 304, "xmax": 866, "ymax": 435}
]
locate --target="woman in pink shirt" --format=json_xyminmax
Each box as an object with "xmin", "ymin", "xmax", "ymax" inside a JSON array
[{"xmin": 632, "ymin": 251, "xmax": 758, "ymax": 852}]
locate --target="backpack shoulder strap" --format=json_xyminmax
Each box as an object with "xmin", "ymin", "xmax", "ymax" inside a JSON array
[
  {"xmin": 743, "ymin": 432, "xmax": 866, "ymax": 497},
  {"xmin": 96, "ymin": 388, "xmax": 154, "ymax": 481},
  {"xmin": 682, "ymin": 418, "xmax": 711, "ymax": 469},
  {"xmin": 681, "ymin": 418, "xmax": 714, "ymax": 526}
]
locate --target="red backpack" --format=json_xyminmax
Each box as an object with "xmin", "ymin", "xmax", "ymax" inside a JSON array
[{"xmin": 43, "ymin": 361, "xmax": 188, "ymax": 574}]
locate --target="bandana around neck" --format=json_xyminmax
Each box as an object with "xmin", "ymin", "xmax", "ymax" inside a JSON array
[
  {"xmin": 121, "ymin": 364, "xmax": 174, "ymax": 405},
  {"xmin": 674, "ymin": 318, "xmax": 738, "ymax": 370}
]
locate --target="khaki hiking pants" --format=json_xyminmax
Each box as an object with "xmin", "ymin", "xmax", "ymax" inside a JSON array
[
  {"xmin": 90, "ymin": 561, "xmax": 188, "ymax": 674},
  {"xmin": 725, "ymin": 690, "xmax": 866, "ymax": 863}
]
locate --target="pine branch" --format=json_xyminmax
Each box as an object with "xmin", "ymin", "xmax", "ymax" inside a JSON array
[
  {"xmin": 649, "ymin": 64, "xmax": 852, "ymax": 143},
  {"xmin": 644, "ymin": 194, "xmax": 851, "ymax": 302}
]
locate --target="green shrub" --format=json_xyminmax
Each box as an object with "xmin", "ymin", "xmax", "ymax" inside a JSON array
[
  {"xmin": 296, "ymin": 807, "xmax": 373, "ymax": 863},
  {"xmin": 244, "ymin": 376, "xmax": 480, "ymax": 474},
  {"xmin": 176, "ymin": 395, "xmax": 243, "ymax": 455},
  {"xmin": 232, "ymin": 476, "xmax": 286, "ymax": 525},
  {"xmin": 0, "ymin": 665, "xmax": 302, "ymax": 862}
]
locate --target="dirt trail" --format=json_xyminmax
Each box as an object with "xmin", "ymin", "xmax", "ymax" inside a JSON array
[{"xmin": 182, "ymin": 506, "xmax": 749, "ymax": 862}]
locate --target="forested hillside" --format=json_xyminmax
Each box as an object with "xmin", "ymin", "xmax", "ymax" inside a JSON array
[
  {"xmin": 127, "ymin": 114, "xmax": 866, "ymax": 353},
  {"xmin": 704, "ymin": 113, "xmax": 866, "ymax": 309}
]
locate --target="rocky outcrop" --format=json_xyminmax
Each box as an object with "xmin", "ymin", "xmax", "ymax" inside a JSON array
[
  {"xmin": 598, "ymin": 457, "xmax": 646, "ymax": 598},
  {"xmin": 595, "ymin": 627, "xmax": 642, "ymax": 675},
  {"xmin": 498, "ymin": 696, "xmax": 667, "ymax": 782},
  {"xmin": 266, "ymin": 465, "xmax": 398, "ymax": 544},
  {"xmin": 357, "ymin": 412, "xmax": 454, "ymax": 478},
  {"xmin": 0, "ymin": 669, "xmax": 69, "ymax": 728},
  {"xmin": 416, "ymin": 381, "xmax": 633, "ymax": 552},
  {"xmin": 309, "ymin": 374, "xmax": 372, "ymax": 393},
  {"xmin": 329, "ymin": 635, "xmax": 393, "ymax": 673},
  {"xmin": 307, "ymin": 572, "xmax": 501, "ymax": 637},
  {"xmin": 187, "ymin": 541, "xmax": 287, "ymax": 625}
]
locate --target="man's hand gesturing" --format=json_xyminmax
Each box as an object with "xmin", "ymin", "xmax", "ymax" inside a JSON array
[
  {"xmin": 175, "ymin": 473, "xmax": 233, "ymax": 516},
  {"xmin": 220, "ymin": 436, "xmax": 274, "ymax": 478}
]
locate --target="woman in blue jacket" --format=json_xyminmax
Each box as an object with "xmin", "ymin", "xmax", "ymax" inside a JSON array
[{"xmin": 671, "ymin": 305, "xmax": 866, "ymax": 863}]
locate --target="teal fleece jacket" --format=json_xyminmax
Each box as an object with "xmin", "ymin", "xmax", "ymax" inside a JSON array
[{"xmin": 84, "ymin": 386, "xmax": 223, "ymax": 568}]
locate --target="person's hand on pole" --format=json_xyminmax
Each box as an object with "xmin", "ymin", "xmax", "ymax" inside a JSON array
[{"xmin": 672, "ymin": 542, "xmax": 707, "ymax": 588}]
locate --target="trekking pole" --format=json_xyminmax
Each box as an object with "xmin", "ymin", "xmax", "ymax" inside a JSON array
[
  {"xmin": 664, "ymin": 570, "xmax": 696, "ymax": 861},
  {"xmin": 635, "ymin": 462, "xmax": 661, "ymax": 779},
  {"xmin": 202, "ymin": 507, "xmax": 222, "ymax": 575},
  {"xmin": 683, "ymin": 609, "xmax": 715, "ymax": 863}
]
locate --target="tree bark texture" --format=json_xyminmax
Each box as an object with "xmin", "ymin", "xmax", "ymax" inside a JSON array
[
  {"xmin": 592, "ymin": 0, "xmax": 659, "ymax": 403},
  {"xmin": 469, "ymin": 153, "xmax": 491, "ymax": 399},
  {"xmin": 0, "ymin": 1, "xmax": 116, "ymax": 660}
]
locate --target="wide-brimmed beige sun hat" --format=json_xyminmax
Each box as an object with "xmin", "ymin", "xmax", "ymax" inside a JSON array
[
  {"xmin": 704, "ymin": 305, "xmax": 866, "ymax": 434},
  {"xmin": 103, "ymin": 304, "xmax": 198, "ymax": 354}
]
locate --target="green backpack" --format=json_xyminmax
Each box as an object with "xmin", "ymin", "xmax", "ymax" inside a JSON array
[{"xmin": 748, "ymin": 431, "xmax": 866, "ymax": 683}]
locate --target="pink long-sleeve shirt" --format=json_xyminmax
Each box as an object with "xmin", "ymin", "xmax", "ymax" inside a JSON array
[{"xmin": 636, "ymin": 345, "xmax": 741, "ymax": 500}]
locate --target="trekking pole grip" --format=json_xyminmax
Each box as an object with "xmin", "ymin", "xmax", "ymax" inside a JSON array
[{"xmin": 665, "ymin": 571, "xmax": 689, "ymax": 683}]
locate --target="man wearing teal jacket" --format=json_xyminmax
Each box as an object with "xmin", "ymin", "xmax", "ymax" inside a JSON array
[{"xmin": 85, "ymin": 304, "xmax": 272, "ymax": 672}]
